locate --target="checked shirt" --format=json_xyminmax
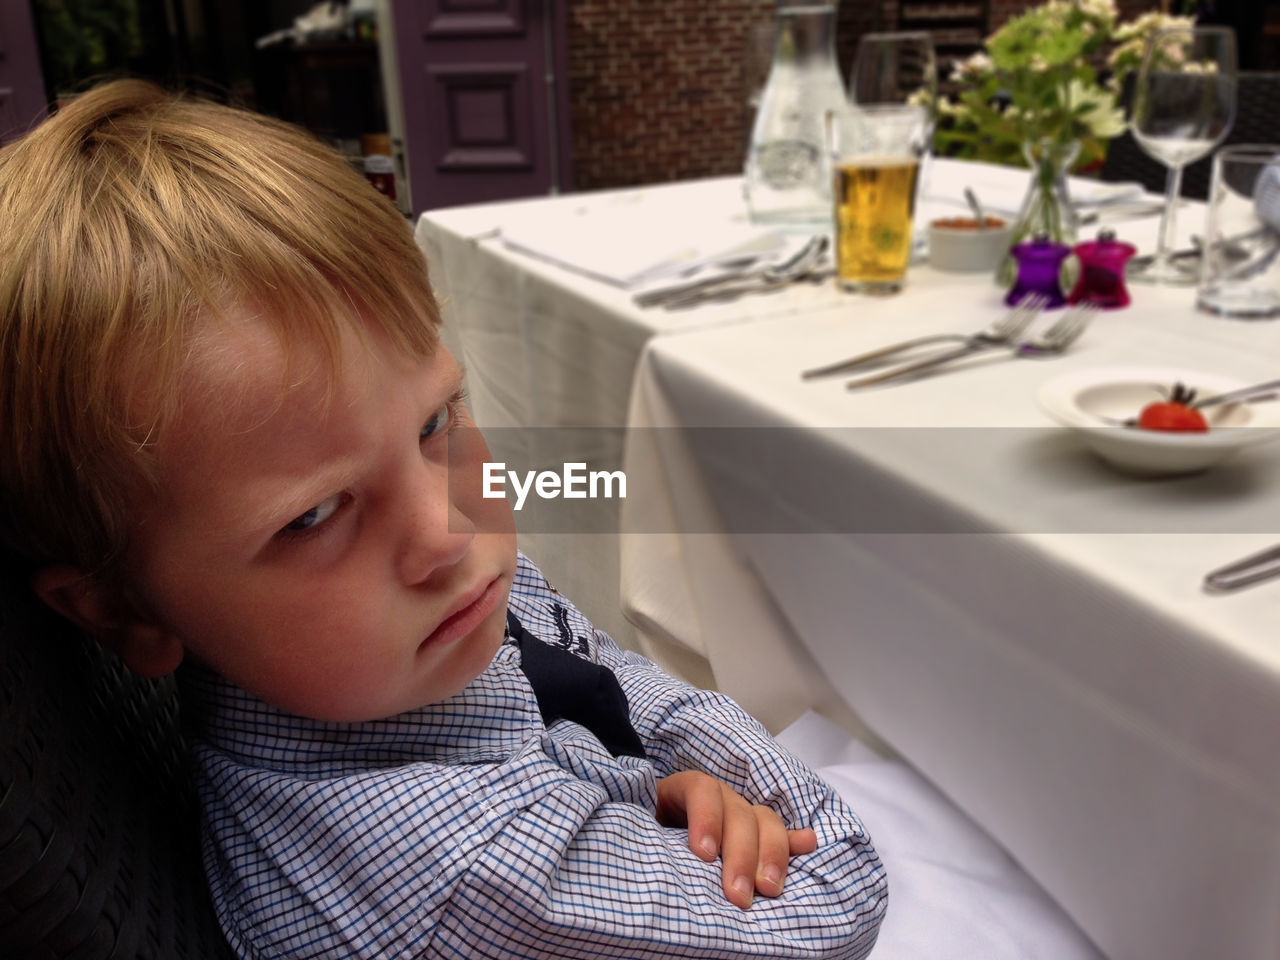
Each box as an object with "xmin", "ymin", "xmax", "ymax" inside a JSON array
[{"xmin": 180, "ymin": 553, "xmax": 887, "ymax": 959}]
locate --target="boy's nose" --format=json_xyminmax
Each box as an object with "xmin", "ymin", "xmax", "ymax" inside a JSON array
[{"xmin": 395, "ymin": 463, "xmax": 474, "ymax": 586}]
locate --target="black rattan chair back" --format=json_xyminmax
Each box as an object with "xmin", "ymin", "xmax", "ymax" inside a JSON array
[
  {"xmin": 0, "ymin": 571, "xmax": 233, "ymax": 959},
  {"xmin": 1101, "ymin": 71, "xmax": 1280, "ymax": 201}
]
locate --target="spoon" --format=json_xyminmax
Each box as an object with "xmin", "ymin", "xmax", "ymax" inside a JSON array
[
  {"xmin": 964, "ymin": 188, "xmax": 988, "ymax": 230},
  {"xmin": 1194, "ymin": 378, "xmax": 1280, "ymax": 412},
  {"xmin": 1108, "ymin": 378, "xmax": 1280, "ymax": 427}
]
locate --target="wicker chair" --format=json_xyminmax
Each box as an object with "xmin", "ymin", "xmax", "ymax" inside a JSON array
[
  {"xmin": 1101, "ymin": 71, "xmax": 1280, "ymax": 201},
  {"xmin": 0, "ymin": 569, "xmax": 233, "ymax": 959}
]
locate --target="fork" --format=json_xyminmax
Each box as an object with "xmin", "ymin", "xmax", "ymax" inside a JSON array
[
  {"xmin": 801, "ymin": 295, "xmax": 1044, "ymax": 380},
  {"xmin": 1014, "ymin": 302, "xmax": 1096, "ymax": 358},
  {"xmin": 843, "ymin": 301, "xmax": 1097, "ymax": 390}
]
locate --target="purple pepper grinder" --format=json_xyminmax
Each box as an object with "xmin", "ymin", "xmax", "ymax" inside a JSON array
[
  {"xmin": 1005, "ymin": 235, "xmax": 1071, "ymax": 308},
  {"xmin": 1069, "ymin": 228, "xmax": 1137, "ymax": 309}
]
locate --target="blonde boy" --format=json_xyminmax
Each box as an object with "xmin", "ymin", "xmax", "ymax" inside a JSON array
[{"xmin": 0, "ymin": 81, "xmax": 886, "ymax": 958}]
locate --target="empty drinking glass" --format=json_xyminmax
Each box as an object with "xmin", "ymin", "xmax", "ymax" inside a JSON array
[{"xmin": 1128, "ymin": 25, "xmax": 1237, "ymax": 285}]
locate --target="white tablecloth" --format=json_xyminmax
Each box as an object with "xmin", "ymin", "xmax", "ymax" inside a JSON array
[
  {"xmin": 413, "ymin": 163, "xmax": 1279, "ymax": 958},
  {"xmin": 619, "ymin": 275, "xmax": 1280, "ymax": 960},
  {"xmin": 413, "ymin": 158, "xmax": 1119, "ymax": 652},
  {"xmin": 414, "ymin": 176, "xmax": 859, "ymax": 648},
  {"xmin": 779, "ymin": 711, "xmax": 1104, "ymax": 960}
]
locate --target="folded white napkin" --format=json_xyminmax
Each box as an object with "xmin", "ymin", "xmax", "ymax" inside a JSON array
[
  {"xmin": 924, "ymin": 157, "xmax": 1145, "ymax": 220},
  {"xmin": 1070, "ymin": 178, "xmax": 1146, "ymax": 207},
  {"xmin": 499, "ymin": 192, "xmax": 785, "ymax": 288}
]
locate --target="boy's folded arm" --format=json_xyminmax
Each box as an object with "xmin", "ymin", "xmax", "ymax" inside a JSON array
[
  {"xmin": 592, "ymin": 630, "xmax": 842, "ymax": 823},
  {"xmin": 431, "ymin": 779, "xmax": 885, "ymax": 959},
  {"xmin": 205, "ymin": 750, "xmax": 885, "ymax": 960}
]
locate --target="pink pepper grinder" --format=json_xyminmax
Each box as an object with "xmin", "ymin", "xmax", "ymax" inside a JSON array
[{"xmin": 1069, "ymin": 228, "xmax": 1137, "ymax": 309}]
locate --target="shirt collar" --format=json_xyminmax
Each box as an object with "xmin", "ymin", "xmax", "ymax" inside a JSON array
[{"xmin": 178, "ymin": 641, "xmax": 544, "ymax": 774}]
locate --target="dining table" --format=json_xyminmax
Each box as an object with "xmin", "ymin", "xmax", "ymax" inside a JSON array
[
  {"xmin": 415, "ymin": 174, "xmax": 860, "ymax": 652},
  {"xmin": 415, "ymin": 158, "xmax": 1280, "ymax": 960},
  {"xmin": 414, "ymin": 157, "xmax": 1150, "ymax": 654}
]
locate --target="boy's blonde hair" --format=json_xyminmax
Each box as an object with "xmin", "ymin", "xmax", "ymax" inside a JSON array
[{"xmin": 0, "ymin": 79, "xmax": 441, "ymax": 580}]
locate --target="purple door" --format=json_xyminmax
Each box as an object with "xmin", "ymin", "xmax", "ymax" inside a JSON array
[
  {"xmin": 391, "ymin": 0, "xmax": 571, "ymax": 214},
  {"xmin": 0, "ymin": 0, "xmax": 48, "ymax": 144}
]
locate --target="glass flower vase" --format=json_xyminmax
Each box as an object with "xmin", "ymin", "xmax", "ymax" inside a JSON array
[{"xmin": 997, "ymin": 137, "xmax": 1081, "ymax": 288}]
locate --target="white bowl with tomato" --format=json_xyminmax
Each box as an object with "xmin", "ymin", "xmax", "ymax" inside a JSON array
[{"xmin": 1037, "ymin": 366, "xmax": 1280, "ymax": 476}]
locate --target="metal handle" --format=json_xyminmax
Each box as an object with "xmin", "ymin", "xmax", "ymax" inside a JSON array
[
  {"xmin": 844, "ymin": 343, "xmax": 986, "ymax": 390},
  {"xmin": 1194, "ymin": 378, "xmax": 1280, "ymax": 411},
  {"xmin": 802, "ymin": 333, "xmax": 969, "ymax": 380},
  {"xmin": 1204, "ymin": 543, "xmax": 1280, "ymax": 593}
]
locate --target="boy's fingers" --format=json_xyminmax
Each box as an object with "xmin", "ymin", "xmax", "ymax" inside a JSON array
[
  {"xmin": 788, "ymin": 827, "xmax": 818, "ymax": 857},
  {"xmin": 719, "ymin": 790, "xmax": 760, "ymax": 910},
  {"xmin": 656, "ymin": 771, "xmax": 724, "ymax": 861},
  {"xmin": 657, "ymin": 773, "xmax": 818, "ymax": 908},
  {"xmin": 752, "ymin": 805, "xmax": 793, "ymax": 898},
  {"xmin": 682, "ymin": 775, "xmax": 726, "ymax": 861}
]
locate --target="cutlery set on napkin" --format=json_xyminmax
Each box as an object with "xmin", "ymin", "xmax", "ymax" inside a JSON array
[{"xmin": 632, "ymin": 235, "xmax": 829, "ymax": 309}]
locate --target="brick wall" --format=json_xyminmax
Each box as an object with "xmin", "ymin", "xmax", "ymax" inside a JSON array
[
  {"xmin": 566, "ymin": 0, "xmax": 886, "ymax": 190},
  {"xmin": 566, "ymin": 0, "xmax": 1167, "ymax": 191},
  {"xmin": 566, "ymin": 0, "xmax": 770, "ymax": 190}
]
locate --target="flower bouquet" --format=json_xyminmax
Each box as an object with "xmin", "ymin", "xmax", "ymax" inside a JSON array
[
  {"xmin": 930, "ymin": 0, "xmax": 1193, "ymax": 278},
  {"xmin": 934, "ymin": 1, "xmax": 1193, "ymax": 172}
]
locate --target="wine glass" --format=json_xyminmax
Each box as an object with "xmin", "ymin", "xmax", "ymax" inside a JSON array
[
  {"xmin": 850, "ymin": 32, "xmax": 938, "ymax": 255},
  {"xmin": 849, "ymin": 31, "xmax": 937, "ymax": 110},
  {"xmin": 1128, "ymin": 25, "xmax": 1237, "ymax": 285}
]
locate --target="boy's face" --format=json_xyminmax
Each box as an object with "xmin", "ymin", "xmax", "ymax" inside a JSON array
[{"xmin": 123, "ymin": 311, "xmax": 518, "ymax": 721}]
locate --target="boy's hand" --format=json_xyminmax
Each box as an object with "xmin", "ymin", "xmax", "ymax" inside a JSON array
[{"xmin": 655, "ymin": 771, "xmax": 818, "ymax": 910}]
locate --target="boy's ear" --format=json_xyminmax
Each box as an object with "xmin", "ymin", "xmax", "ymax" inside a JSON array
[{"xmin": 30, "ymin": 565, "xmax": 185, "ymax": 678}]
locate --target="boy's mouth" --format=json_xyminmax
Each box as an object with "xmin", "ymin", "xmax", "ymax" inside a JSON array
[{"xmin": 419, "ymin": 575, "xmax": 504, "ymax": 651}]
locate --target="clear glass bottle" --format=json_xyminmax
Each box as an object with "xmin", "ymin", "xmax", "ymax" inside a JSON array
[{"xmin": 743, "ymin": 4, "xmax": 846, "ymax": 230}]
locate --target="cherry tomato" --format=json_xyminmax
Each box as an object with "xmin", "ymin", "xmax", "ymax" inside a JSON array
[{"xmin": 1137, "ymin": 402, "xmax": 1209, "ymax": 432}]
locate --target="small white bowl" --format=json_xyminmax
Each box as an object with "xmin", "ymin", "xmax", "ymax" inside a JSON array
[
  {"xmin": 928, "ymin": 217, "xmax": 1013, "ymax": 273},
  {"xmin": 1037, "ymin": 366, "xmax": 1280, "ymax": 476}
]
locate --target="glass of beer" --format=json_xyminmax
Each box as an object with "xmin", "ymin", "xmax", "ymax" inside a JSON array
[{"xmin": 827, "ymin": 104, "xmax": 928, "ymax": 294}]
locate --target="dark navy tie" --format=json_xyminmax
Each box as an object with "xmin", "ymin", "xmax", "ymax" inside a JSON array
[{"xmin": 509, "ymin": 610, "xmax": 646, "ymax": 759}]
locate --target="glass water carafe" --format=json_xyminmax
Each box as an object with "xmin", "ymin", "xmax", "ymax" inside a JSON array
[{"xmin": 743, "ymin": 4, "xmax": 846, "ymax": 230}]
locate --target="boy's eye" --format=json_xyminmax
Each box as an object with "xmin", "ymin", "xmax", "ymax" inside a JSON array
[
  {"xmin": 283, "ymin": 494, "xmax": 344, "ymax": 534},
  {"xmin": 421, "ymin": 401, "xmax": 453, "ymax": 441}
]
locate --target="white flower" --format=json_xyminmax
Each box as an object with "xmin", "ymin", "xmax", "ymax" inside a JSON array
[
  {"xmin": 1114, "ymin": 11, "xmax": 1194, "ymax": 42},
  {"xmin": 1068, "ymin": 79, "xmax": 1126, "ymax": 138},
  {"xmin": 1080, "ymin": 0, "xmax": 1117, "ymax": 20},
  {"xmin": 936, "ymin": 97, "xmax": 966, "ymax": 118},
  {"xmin": 1183, "ymin": 60, "xmax": 1220, "ymax": 76}
]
